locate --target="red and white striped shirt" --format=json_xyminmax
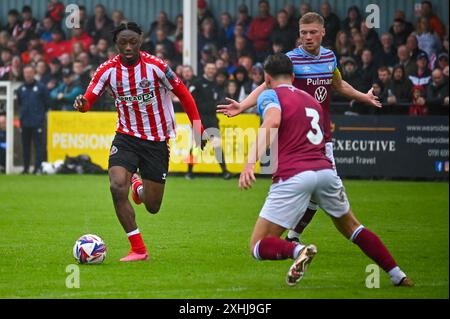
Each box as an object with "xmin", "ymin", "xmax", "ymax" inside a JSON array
[{"xmin": 84, "ymin": 51, "xmax": 200, "ymax": 141}]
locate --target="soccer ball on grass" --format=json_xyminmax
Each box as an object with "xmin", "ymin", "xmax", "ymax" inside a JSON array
[{"xmin": 73, "ymin": 234, "xmax": 107, "ymax": 264}]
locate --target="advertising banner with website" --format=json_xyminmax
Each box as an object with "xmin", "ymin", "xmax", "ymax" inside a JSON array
[{"xmin": 332, "ymin": 115, "xmax": 449, "ymax": 179}]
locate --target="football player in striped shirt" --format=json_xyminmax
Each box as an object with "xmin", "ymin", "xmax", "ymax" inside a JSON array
[
  {"xmin": 74, "ymin": 23, "xmax": 205, "ymax": 262},
  {"xmin": 218, "ymin": 12, "xmax": 382, "ymax": 243}
]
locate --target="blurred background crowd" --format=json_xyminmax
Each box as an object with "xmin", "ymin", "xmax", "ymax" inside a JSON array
[{"xmin": 0, "ymin": 0, "xmax": 448, "ymax": 115}]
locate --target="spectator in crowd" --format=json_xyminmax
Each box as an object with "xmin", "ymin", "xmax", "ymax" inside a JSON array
[
  {"xmin": 377, "ymin": 66, "xmax": 392, "ymax": 89},
  {"xmin": 198, "ymin": 44, "xmax": 215, "ymax": 75},
  {"xmin": 372, "ymin": 79, "xmax": 388, "ymax": 104},
  {"xmin": 250, "ymin": 63, "xmax": 264, "ymax": 91},
  {"xmin": 0, "ymin": 31, "xmax": 10, "ymax": 51},
  {"xmin": 443, "ymin": 65, "xmax": 449, "ymax": 78},
  {"xmin": 148, "ymin": 11, "xmax": 176, "ymax": 45},
  {"xmin": 360, "ymin": 21, "xmax": 381, "ymax": 53},
  {"xmin": 422, "ymin": 68, "xmax": 449, "ymax": 115},
  {"xmin": 198, "ymin": 17, "xmax": 220, "ymax": 59},
  {"xmin": 72, "ymin": 59, "xmax": 90, "ymax": 88},
  {"xmin": 154, "ymin": 27, "xmax": 176, "ymax": 61},
  {"xmin": 397, "ymin": 45, "xmax": 417, "ymax": 77},
  {"xmin": 435, "ymin": 52, "xmax": 449, "ymax": 70},
  {"xmin": 16, "ymin": 65, "xmax": 50, "ymax": 174},
  {"xmin": 71, "ymin": 41, "xmax": 85, "ymax": 61},
  {"xmin": 77, "ymin": 5, "xmax": 88, "ymax": 31},
  {"xmin": 298, "ymin": 3, "xmax": 311, "ymax": 18},
  {"xmin": 341, "ymin": 5, "xmax": 361, "ymax": 36},
  {"xmin": 340, "ymin": 57, "xmax": 363, "ymax": 97},
  {"xmin": 86, "ymin": 4, "xmax": 114, "ymax": 44},
  {"xmin": 172, "ymin": 14, "xmax": 184, "ymax": 41},
  {"xmin": 320, "ymin": 2, "xmax": 341, "ymax": 50},
  {"xmin": 225, "ymin": 80, "xmax": 240, "ymax": 101},
  {"xmin": 334, "ymin": 30, "xmax": 353, "ymax": 60},
  {"xmin": 17, "ymin": 6, "xmax": 38, "ymax": 53},
  {"xmin": 50, "ymin": 70, "xmax": 84, "ymax": 111},
  {"xmin": 406, "ymin": 34, "xmax": 427, "ymax": 61},
  {"xmin": 350, "ymin": 33, "xmax": 365, "ymax": 66},
  {"xmin": 69, "ymin": 27, "xmax": 93, "ymax": 52},
  {"xmin": 0, "ymin": 114, "xmax": 5, "ymax": 173},
  {"xmin": 271, "ymin": 40, "xmax": 284, "ymax": 54},
  {"xmin": 248, "ymin": 0, "xmax": 276, "ymax": 62},
  {"xmin": 360, "ymin": 49, "xmax": 378, "ymax": 91},
  {"xmin": 283, "ymin": 4, "xmax": 298, "ymax": 29},
  {"xmin": 198, "ymin": 0, "xmax": 216, "ymax": 29},
  {"xmin": 4, "ymin": 9, "xmax": 21, "ymax": 37},
  {"xmin": 218, "ymin": 12, "xmax": 235, "ymax": 47},
  {"xmin": 218, "ymin": 48, "xmax": 236, "ymax": 75},
  {"xmin": 111, "ymin": 10, "xmax": 126, "ymax": 29},
  {"xmin": 238, "ymin": 55, "xmax": 254, "ymax": 75},
  {"xmin": 408, "ymin": 52, "xmax": 432, "ymax": 88},
  {"xmin": 47, "ymin": 58, "xmax": 63, "ymax": 91},
  {"xmin": 8, "ymin": 55, "xmax": 23, "ymax": 81},
  {"xmin": 420, "ymin": 0, "xmax": 446, "ymax": 40},
  {"xmin": 389, "ymin": 18, "xmax": 413, "ymax": 47},
  {"xmin": 378, "ymin": 33, "xmax": 398, "ymax": 68},
  {"xmin": 46, "ymin": 0, "xmax": 65, "ymax": 27},
  {"xmin": 233, "ymin": 65, "xmax": 252, "ymax": 103},
  {"xmin": 95, "ymin": 38, "xmax": 110, "ymax": 63},
  {"xmin": 35, "ymin": 60, "xmax": 52, "ymax": 87},
  {"xmin": 270, "ymin": 9, "xmax": 297, "ymax": 53},
  {"xmin": 235, "ymin": 4, "xmax": 252, "ymax": 34},
  {"xmin": 387, "ymin": 65, "xmax": 413, "ymax": 114},
  {"xmin": 231, "ymin": 36, "xmax": 254, "ymax": 62},
  {"xmin": 37, "ymin": 17, "xmax": 59, "ymax": 43},
  {"xmin": 215, "ymin": 67, "xmax": 229, "ymax": 102},
  {"xmin": 0, "ymin": 48, "xmax": 13, "ymax": 80},
  {"xmin": 409, "ymin": 85, "xmax": 428, "ymax": 116},
  {"xmin": 413, "ymin": 17, "xmax": 442, "ymax": 59},
  {"xmin": 43, "ymin": 29, "xmax": 71, "ymax": 63}
]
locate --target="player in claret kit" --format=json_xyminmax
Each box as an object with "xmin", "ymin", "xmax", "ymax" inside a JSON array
[
  {"xmin": 239, "ymin": 53, "xmax": 413, "ymax": 287},
  {"xmin": 218, "ymin": 12, "xmax": 382, "ymax": 244},
  {"xmin": 73, "ymin": 22, "xmax": 205, "ymax": 262}
]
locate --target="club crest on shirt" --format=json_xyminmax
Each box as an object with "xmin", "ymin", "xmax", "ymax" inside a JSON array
[
  {"xmin": 116, "ymin": 81, "xmax": 123, "ymax": 88},
  {"xmin": 328, "ymin": 63, "xmax": 334, "ymax": 72},
  {"xmin": 110, "ymin": 145, "xmax": 118, "ymax": 156},
  {"xmin": 139, "ymin": 78, "xmax": 150, "ymax": 88}
]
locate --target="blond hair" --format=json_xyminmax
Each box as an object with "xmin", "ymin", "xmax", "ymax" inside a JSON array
[{"xmin": 299, "ymin": 12, "xmax": 324, "ymax": 26}]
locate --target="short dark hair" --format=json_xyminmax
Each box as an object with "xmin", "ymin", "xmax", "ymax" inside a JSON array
[
  {"xmin": 263, "ymin": 53, "xmax": 293, "ymax": 78},
  {"xmin": 112, "ymin": 22, "xmax": 143, "ymax": 43}
]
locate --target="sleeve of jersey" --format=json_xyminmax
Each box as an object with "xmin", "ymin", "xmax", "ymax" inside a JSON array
[
  {"xmin": 332, "ymin": 54, "xmax": 342, "ymax": 83},
  {"xmin": 257, "ymin": 89, "xmax": 281, "ymax": 120},
  {"xmin": 82, "ymin": 64, "xmax": 110, "ymax": 112},
  {"xmin": 166, "ymin": 72, "xmax": 204, "ymax": 136}
]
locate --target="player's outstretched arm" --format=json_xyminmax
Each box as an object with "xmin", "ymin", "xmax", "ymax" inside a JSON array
[
  {"xmin": 217, "ymin": 82, "xmax": 267, "ymax": 117},
  {"xmin": 239, "ymin": 108, "xmax": 280, "ymax": 190},
  {"xmin": 333, "ymin": 77, "xmax": 382, "ymax": 108}
]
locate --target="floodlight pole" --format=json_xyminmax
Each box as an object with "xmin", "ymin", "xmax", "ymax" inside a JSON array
[{"xmin": 183, "ymin": 0, "xmax": 198, "ymax": 75}]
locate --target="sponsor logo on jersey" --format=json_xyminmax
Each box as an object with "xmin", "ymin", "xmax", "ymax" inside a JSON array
[
  {"xmin": 306, "ymin": 78, "xmax": 333, "ymax": 86},
  {"xmin": 139, "ymin": 78, "xmax": 150, "ymax": 88},
  {"xmin": 110, "ymin": 145, "xmax": 118, "ymax": 156},
  {"xmin": 314, "ymin": 86, "xmax": 327, "ymax": 103},
  {"xmin": 117, "ymin": 91, "xmax": 155, "ymax": 103}
]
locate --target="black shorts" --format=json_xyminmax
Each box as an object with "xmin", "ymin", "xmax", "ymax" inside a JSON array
[{"xmin": 108, "ymin": 133, "xmax": 169, "ymax": 184}]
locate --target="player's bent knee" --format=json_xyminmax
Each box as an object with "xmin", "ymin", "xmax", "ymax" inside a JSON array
[
  {"xmin": 109, "ymin": 181, "xmax": 129, "ymax": 201},
  {"xmin": 144, "ymin": 201, "xmax": 161, "ymax": 214}
]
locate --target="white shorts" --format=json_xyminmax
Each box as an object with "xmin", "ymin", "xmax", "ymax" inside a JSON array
[
  {"xmin": 325, "ymin": 142, "xmax": 337, "ymax": 172},
  {"xmin": 259, "ymin": 169, "xmax": 350, "ymax": 229}
]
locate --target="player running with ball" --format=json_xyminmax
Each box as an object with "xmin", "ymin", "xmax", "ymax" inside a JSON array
[
  {"xmin": 239, "ymin": 53, "xmax": 413, "ymax": 287},
  {"xmin": 218, "ymin": 12, "xmax": 382, "ymax": 243},
  {"xmin": 74, "ymin": 23, "xmax": 204, "ymax": 262}
]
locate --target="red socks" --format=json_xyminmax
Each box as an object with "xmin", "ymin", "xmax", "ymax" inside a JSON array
[
  {"xmin": 353, "ymin": 228, "xmax": 397, "ymax": 272},
  {"xmin": 127, "ymin": 230, "xmax": 147, "ymax": 254},
  {"xmin": 254, "ymin": 237, "xmax": 299, "ymax": 260}
]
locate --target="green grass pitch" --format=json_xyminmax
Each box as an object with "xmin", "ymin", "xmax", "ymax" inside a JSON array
[{"xmin": 0, "ymin": 175, "xmax": 448, "ymax": 299}]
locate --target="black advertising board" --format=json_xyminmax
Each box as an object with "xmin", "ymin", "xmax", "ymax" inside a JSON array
[{"xmin": 331, "ymin": 116, "xmax": 449, "ymax": 180}]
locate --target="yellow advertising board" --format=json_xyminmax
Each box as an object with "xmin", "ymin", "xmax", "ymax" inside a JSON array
[{"xmin": 47, "ymin": 111, "xmax": 261, "ymax": 174}]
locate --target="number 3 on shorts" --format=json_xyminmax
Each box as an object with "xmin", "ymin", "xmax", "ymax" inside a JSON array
[{"xmin": 305, "ymin": 107, "xmax": 323, "ymax": 145}]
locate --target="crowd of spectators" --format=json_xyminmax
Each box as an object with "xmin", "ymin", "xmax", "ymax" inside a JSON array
[{"xmin": 0, "ymin": 0, "xmax": 448, "ymax": 116}]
